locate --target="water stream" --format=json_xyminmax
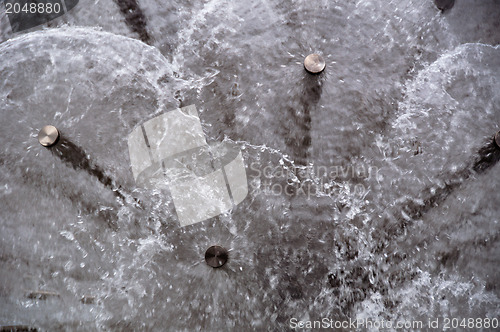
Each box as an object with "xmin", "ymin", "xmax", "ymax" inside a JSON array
[{"xmin": 0, "ymin": 0, "xmax": 499, "ymax": 331}]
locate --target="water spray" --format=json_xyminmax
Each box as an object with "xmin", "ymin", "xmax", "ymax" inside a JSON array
[{"xmin": 37, "ymin": 126, "xmax": 143, "ymax": 213}]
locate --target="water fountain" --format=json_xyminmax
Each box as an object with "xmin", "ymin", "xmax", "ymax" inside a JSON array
[{"xmin": 1, "ymin": 0, "xmax": 499, "ymax": 331}]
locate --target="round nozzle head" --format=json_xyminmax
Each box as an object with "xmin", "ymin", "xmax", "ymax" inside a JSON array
[
  {"xmin": 304, "ymin": 54, "xmax": 326, "ymax": 74},
  {"xmin": 434, "ymin": 0, "xmax": 455, "ymax": 11},
  {"xmin": 38, "ymin": 125, "xmax": 60, "ymax": 147},
  {"xmin": 205, "ymin": 245, "xmax": 228, "ymax": 268}
]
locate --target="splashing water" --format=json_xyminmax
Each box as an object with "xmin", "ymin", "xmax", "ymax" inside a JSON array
[{"xmin": 1, "ymin": 0, "xmax": 499, "ymax": 330}]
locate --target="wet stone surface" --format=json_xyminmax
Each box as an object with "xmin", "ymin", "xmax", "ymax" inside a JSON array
[{"xmin": 0, "ymin": 0, "xmax": 499, "ymax": 330}]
